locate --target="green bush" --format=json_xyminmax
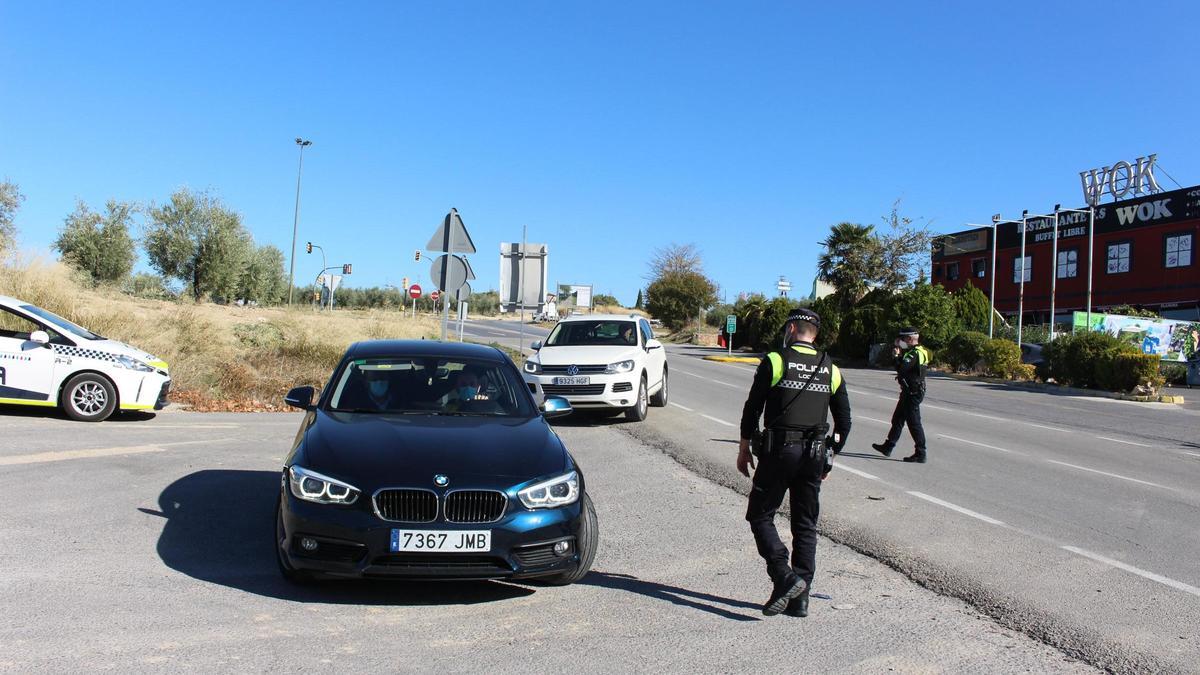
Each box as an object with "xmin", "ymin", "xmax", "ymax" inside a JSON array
[
  {"xmin": 1043, "ymin": 331, "xmax": 1137, "ymax": 389},
  {"xmin": 980, "ymin": 338, "xmax": 1023, "ymax": 378},
  {"xmin": 941, "ymin": 331, "xmax": 989, "ymax": 372},
  {"xmin": 1097, "ymin": 353, "xmax": 1164, "ymax": 392},
  {"xmin": 953, "ymin": 282, "xmax": 991, "ymax": 333},
  {"xmin": 837, "ymin": 304, "xmax": 885, "ymax": 359},
  {"xmin": 1160, "ymin": 362, "xmax": 1187, "ymax": 386},
  {"xmin": 808, "ymin": 294, "xmax": 844, "ymax": 352},
  {"xmin": 884, "ymin": 282, "xmax": 961, "ymax": 350}
]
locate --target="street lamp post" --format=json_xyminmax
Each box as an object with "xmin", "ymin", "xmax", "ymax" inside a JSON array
[
  {"xmin": 990, "ymin": 214, "xmax": 1025, "ymax": 340},
  {"xmin": 287, "ymin": 138, "xmax": 313, "ymax": 306},
  {"xmin": 1026, "ymin": 210, "xmax": 1059, "ymax": 340},
  {"xmin": 1055, "ymin": 205, "xmax": 1095, "ymax": 332}
]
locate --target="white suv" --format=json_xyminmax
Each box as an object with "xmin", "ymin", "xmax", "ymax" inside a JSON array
[{"xmin": 522, "ymin": 314, "xmax": 667, "ymax": 421}]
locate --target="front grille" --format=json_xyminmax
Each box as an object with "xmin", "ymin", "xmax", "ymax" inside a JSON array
[
  {"xmin": 541, "ymin": 365, "xmax": 608, "ymax": 374},
  {"xmin": 445, "ymin": 490, "xmax": 507, "ymax": 523},
  {"xmin": 542, "ymin": 384, "xmax": 606, "ymax": 396},
  {"xmin": 513, "ymin": 541, "xmax": 572, "ymax": 568},
  {"xmin": 374, "ymin": 489, "xmax": 438, "ymax": 522},
  {"xmin": 612, "ymin": 382, "xmax": 633, "ymax": 393},
  {"xmin": 371, "ymin": 555, "xmax": 512, "ymax": 574}
]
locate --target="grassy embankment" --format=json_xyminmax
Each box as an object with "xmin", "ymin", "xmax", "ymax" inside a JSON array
[{"xmin": 0, "ymin": 260, "xmax": 438, "ymax": 410}]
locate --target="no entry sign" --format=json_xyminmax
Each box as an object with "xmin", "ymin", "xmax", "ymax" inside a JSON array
[
  {"xmin": 409, "ymin": 284, "xmax": 422, "ymax": 299},
  {"xmin": 431, "ymin": 290, "xmax": 441, "ymax": 302}
]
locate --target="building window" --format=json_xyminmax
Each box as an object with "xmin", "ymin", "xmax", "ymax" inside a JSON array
[
  {"xmin": 1106, "ymin": 241, "xmax": 1131, "ymax": 274},
  {"xmin": 946, "ymin": 262, "xmax": 959, "ymax": 281},
  {"xmin": 1165, "ymin": 233, "xmax": 1192, "ymax": 268},
  {"xmin": 1057, "ymin": 249, "xmax": 1078, "ymax": 279},
  {"xmin": 933, "ymin": 264, "xmax": 942, "ymax": 279},
  {"xmin": 972, "ymin": 258, "xmax": 986, "ymax": 278},
  {"xmin": 1012, "ymin": 256, "xmax": 1031, "ymax": 283}
]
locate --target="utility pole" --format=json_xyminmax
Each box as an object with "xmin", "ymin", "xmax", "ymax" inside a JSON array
[
  {"xmin": 287, "ymin": 138, "xmax": 312, "ymax": 306},
  {"xmin": 519, "ymin": 226, "xmax": 527, "ymax": 355}
]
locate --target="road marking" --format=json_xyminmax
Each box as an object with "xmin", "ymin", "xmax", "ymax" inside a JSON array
[
  {"xmin": 1062, "ymin": 546, "xmax": 1200, "ymax": 598},
  {"xmin": 859, "ymin": 415, "xmax": 890, "ymax": 425},
  {"xmin": 1044, "ymin": 460, "xmax": 1168, "ymax": 489},
  {"xmin": 906, "ymin": 491, "xmax": 1006, "ymax": 526},
  {"xmin": 674, "ymin": 369, "xmax": 741, "ymax": 389},
  {"xmin": 700, "ymin": 413, "xmax": 736, "ymax": 427},
  {"xmin": 832, "ymin": 462, "xmax": 880, "ymax": 481},
  {"xmin": 939, "ymin": 434, "xmax": 1017, "ymax": 454},
  {"xmin": 669, "ymin": 402, "xmax": 694, "ymax": 412},
  {"xmin": 1095, "ymin": 436, "xmax": 1151, "ymax": 448},
  {"xmin": 1025, "ymin": 422, "xmax": 1069, "ymax": 433},
  {"xmin": 1184, "ymin": 451, "xmax": 1200, "ymax": 459},
  {"xmin": 0, "ymin": 438, "xmax": 229, "ymax": 467}
]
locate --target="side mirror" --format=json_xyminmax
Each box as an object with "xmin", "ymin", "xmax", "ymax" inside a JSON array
[
  {"xmin": 284, "ymin": 385, "xmax": 316, "ymax": 410},
  {"xmin": 540, "ymin": 396, "xmax": 573, "ymax": 419},
  {"xmin": 531, "ymin": 341, "xmax": 542, "ymax": 351},
  {"xmin": 646, "ymin": 339, "xmax": 663, "ymax": 350},
  {"xmin": 29, "ymin": 330, "xmax": 51, "ymax": 348}
]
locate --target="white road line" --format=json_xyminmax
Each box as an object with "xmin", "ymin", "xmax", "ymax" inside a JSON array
[
  {"xmin": 1062, "ymin": 546, "xmax": 1200, "ymax": 598},
  {"xmin": 859, "ymin": 415, "xmax": 891, "ymax": 425},
  {"xmin": 1025, "ymin": 422, "xmax": 1069, "ymax": 433},
  {"xmin": 674, "ymin": 369, "xmax": 740, "ymax": 389},
  {"xmin": 832, "ymin": 462, "xmax": 880, "ymax": 481},
  {"xmin": 906, "ymin": 491, "xmax": 1006, "ymax": 526},
  {"xmin": 939, "ymin": 433, "xmax": 1017, "ymax": 454},
  {"xmin": 1044, "ymin": 460, "xmax": 1169, "ymax": 489},
  {"xmin": 1095, "ymin": 436, "xmax": 1151, "ymax": 448},
  {"xmin": 669, "ymin": 402, "xmax": 694, "ymax": 412},
  {"xmin": 1184, "ymin": 451, "xmax": 1200, "ymax": 459},
  {"xmin": 700, "ymin": 413, "xmax": 737, "ymax": 427},
  {"xmin": 0, "ymin": 438, "xmax": 231, "ymax": 467}
]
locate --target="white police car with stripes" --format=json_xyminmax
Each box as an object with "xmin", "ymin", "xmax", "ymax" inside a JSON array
[{"xmin": 0, "ymin": 295, "xmax": 170, "ymax": 421}]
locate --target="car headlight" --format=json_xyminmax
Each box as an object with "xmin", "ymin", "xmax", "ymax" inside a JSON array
[
  {"xmin": 518, "ymin": 471, "xmax": 579, "ymax": 509},
  {"xmin": 523, "ymin": 360, "xmax": 543, "ymax": 375},
  {"xmin": 606, "ymin": 359, "xmax": 635, "ymax": 374},
  {"xmin": 114, "ymin": 355, "xmax": 155, "ymax": 372},
  {"xmin": 288, "ymin": 466, "xmax": 360, "ymax": 505}
]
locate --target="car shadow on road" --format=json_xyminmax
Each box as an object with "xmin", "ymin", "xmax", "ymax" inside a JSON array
[
  {"xmin": 0, "ymin": 406, "xmax": 157, "ymax": 422},
  {"xmin": 145, "ymin": 469, "xmax": 533, "ymax": 606},
  {"xmin": 575, "ymin": 571, "xmax": 761, "ymax": 622},
  {"xmin": 548, "ymin": 411, "xmax": 631, "ymax": 428}
]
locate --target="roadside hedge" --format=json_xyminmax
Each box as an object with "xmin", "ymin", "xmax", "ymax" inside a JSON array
[
  {"xmin": 980, "ymin": 338, "xmax": 1026, "ymax": 379},
  {"xmin": 941, "ymin": 331, "xmax": 989, "ymax": 372},
  {"xmin": 1097, "ymin": 352, "xmax": 1164, "ymax": 392},
  {"xmin": 1042, "ymin": 331, "xmax": 1145, "ymax": 390}
]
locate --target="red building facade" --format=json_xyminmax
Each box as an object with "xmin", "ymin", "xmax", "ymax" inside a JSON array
[{"xmin": 932, "ymin": 185, "xmax": 1200, "ymax": 322}]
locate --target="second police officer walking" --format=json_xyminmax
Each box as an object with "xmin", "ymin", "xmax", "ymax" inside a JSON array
[
  {"xmin": 737, "ymin": 308, "xmax": 851, "ymax": 618},
  {"xmin": 873, "ymin": 327, "xmax": 931, "ymax": 463}
]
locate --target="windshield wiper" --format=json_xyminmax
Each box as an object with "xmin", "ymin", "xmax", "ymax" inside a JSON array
[{"xmin": 333, "ymin": 408, "xmax": 383, "ymax": 414}]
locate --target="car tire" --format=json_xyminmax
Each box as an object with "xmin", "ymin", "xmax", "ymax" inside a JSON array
[
  {"xmin": 542, "ymin": 492, "xmax": 598, "ymax": 586},
  {"xmin": 61, "ymin": 373, "xmax": 117, "ymax": 422},
  {"xmin": 625, "ymin": 376, "xmax": 648, "ymax": 421},
  {"xmin": 649, "ymin": 368, "xmax": 668, "ymax": 407},
  {"xmin": 276, "ymin": 498, "xmax": 314, "ymax": 584}
]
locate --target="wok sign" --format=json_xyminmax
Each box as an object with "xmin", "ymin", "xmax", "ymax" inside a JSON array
[{"xmin": 1079, "ymin": 154, "xmax": 1161, "ymax": 206}]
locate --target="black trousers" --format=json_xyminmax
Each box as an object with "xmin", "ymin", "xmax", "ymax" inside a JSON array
[
  {"xmin": 745, "ymin": 442, "xmax": 824, "ymax": 586},
  {"xmin": 886, "ymin": 389, "xmax": 926, "ymax": 452}
]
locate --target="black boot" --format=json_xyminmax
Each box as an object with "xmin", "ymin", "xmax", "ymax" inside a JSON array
[
  {"xmin": 762, "ymin": 574, "xmax": 807, "ymax": 616},
  {"xmin": 783, "ymin": 587, "xmax": 810, "ymax": 617},
  {"xmin": 902, "ymin": 452, "xmax": 926, "ymax": 463},
  {"xmin": 871, "ymin": 442, "xmax": 893, "ymax": 457}
]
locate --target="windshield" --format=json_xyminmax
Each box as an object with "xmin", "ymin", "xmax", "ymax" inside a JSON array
[
  {"xmin": 19, "ymin": 304, "xmax": 101, "ymax": 340},
  {"xmin": 327, "ymin": 356, "xmax": 536, "ymax": 417},
  {"xmin": 545, "ymin": 320, "xmax": 638, "ymax": 347}
]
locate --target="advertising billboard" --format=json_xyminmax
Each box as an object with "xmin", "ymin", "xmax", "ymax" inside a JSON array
[{"xmin": 1073, "ymin": 312, "xmax": 1200, "ymax": 362}]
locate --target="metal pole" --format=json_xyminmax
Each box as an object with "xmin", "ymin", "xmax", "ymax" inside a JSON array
[
  {"xmin": 1018, "ymin": 211, "xmax": 1027, "ymax": 346},
  {"xmin": 287, "ymin": 139, "xmax": 310, "ymax": 306},
  {"xmin": 1049, "ymin": 211, "xmax": 1059, "ymax": 340},
  {"xmin": 1086, "ymin": 205, "xmax": 1095, "ymax": 329},
  {"xmin": 519, "ymin": 227, "xmax": 527, "ymax": 354},
  {"xmin": 988, "ymin": 223, "xmax": 998, "ymax": 338}
]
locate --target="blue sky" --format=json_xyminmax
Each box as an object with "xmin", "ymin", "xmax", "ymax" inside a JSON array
[{"xmin": 3, "ymin": 1, "xmax": 1198, "ymax": 305}]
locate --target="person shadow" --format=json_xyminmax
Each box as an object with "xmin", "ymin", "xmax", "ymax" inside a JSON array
[{"xmin": 575, "ymin": 572, "xmax": 761, "ymax": 622}]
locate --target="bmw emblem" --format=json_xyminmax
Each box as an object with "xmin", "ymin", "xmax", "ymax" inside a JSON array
[
  {"xmin": 434, "ymin": 474, "xmax": 449, "ymax": 487},
  {"xmin": 566, "ymin": 365, "xmax": 580, "ymax": 376}
]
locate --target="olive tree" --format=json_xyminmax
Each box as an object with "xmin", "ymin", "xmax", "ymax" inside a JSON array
[
  {"xmin": 0, "ymin": 179, "xmax": 25, "ymax": 257},
  {"xmin": 145, "ymin": 188, "xmax": 252, "ymax": 301},
  {"xmin": 54, "ymin": 199, "xmax": 138, "ymax": 284}
]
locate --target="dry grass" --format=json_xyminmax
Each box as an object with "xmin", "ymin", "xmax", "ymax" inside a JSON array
[{"xmin": 0, "ymin": 258, "xmax": 438, "ymax": 410}]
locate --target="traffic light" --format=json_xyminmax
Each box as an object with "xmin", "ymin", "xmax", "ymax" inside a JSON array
[
  {"xmin": 402, "ymin": 276, "xmax": 409, "ymax": 290},
  {"xmin": 414, "ymin": 250, "xmax": 421, "ymax": 262},
  {"xmin": 306, "ymin": 242, "xmax": 312, "ymax": 254},
  {"xmin": 342, "ymin": 264, "xmax": 352, "ymax": 275}
]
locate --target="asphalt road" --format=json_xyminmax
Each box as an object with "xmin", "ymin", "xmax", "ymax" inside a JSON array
[
  {"xmin": 632, "ymin": 343, "xmax": 1200, "ymax": 673},
  {"xmin": 0, "ymin": 409, "xmax": 1089, "ymax": 672}
]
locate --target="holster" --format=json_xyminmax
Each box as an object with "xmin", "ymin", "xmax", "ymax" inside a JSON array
[{"xmin": 753, "ymin": 424, "xmax": 829, "ymax": 459}]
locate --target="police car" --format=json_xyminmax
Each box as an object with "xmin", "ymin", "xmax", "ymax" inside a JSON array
[
  {"xmin": 521, "ymin": 314, "xmax": 667, "ymax": 421},
  {"xmin": 0, "ymin": 295, "xmax": 170, "ymax": 422}
]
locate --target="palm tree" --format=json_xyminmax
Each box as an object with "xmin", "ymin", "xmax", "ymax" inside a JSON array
[{"xmin": 817, "ymin": 222, "xmax": 879, "ymax": 307}]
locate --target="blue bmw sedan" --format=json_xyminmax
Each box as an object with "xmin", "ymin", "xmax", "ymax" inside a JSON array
[{"xmin": 276, "ymin": 340, "xmax": 598, "ymax": 585}]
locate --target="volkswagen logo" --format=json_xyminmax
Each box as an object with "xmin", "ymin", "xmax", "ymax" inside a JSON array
[
  {"xmin": 433, "ymin": 474, "xmax": 449, "ymax": 487},
  {"xmin": 566, "ymin": 365, "xmax": 580, "ymax": 376}
]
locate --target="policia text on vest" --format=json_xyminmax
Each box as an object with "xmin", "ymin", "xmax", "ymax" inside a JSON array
[
  {"xmin": 872, "ymin": 326, "xmax": 930, "ymax": 464},
  {"xmin": 737, "ymin": 309, "xmax": 851, "ymax": 618}
]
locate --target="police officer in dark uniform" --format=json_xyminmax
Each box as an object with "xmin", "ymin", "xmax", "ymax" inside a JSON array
[
  {"xmin": 872, "ymin": 327, "xmax": 931, "ymax": 463},
  {"xmin": 737, "ymin": 308, "xmax": 852, "ymax": 618}
]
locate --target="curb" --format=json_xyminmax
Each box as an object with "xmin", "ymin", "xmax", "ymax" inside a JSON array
[
  {"xmin": 937, "ymin": 371, "xmax": 1185, "ymax": 404},
  {"xmin": 702, "ymin": 355, "xmax": 761, "ymax": 364}
]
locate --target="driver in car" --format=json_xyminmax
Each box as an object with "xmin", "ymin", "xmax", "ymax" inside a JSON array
[{"xmin": 441, "ymin": 367, "xmax": 491, "ymax": 412}]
